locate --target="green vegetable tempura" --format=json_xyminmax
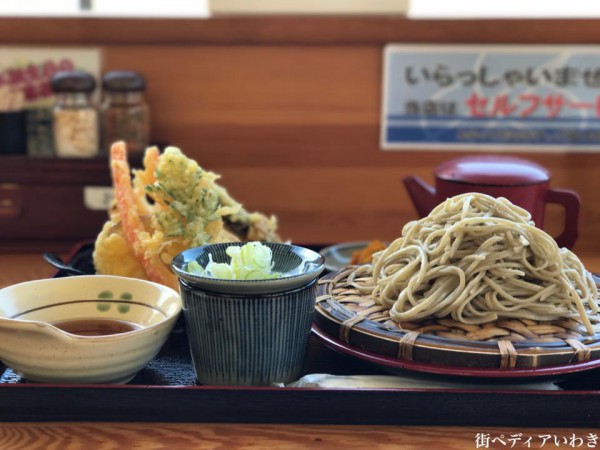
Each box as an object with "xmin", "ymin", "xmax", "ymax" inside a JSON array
[{"xmin": 186, "ymin": 242, "xmax": 280, "ymax": 280}]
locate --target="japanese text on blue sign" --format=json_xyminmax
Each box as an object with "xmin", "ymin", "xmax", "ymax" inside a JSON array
[{"xmin": 381, "ymin": 45, "xmax": 600, "ymax": 151}]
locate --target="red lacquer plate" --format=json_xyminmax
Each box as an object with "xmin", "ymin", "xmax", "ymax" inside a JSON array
[{"xmin": 312, "ymin": 323, "xmax": 600, "ymax": 380}]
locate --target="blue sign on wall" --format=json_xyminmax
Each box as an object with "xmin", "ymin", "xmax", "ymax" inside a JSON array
[{"xmin": 381, "ymin": 45, "xmax": 600, "ymax": 151}]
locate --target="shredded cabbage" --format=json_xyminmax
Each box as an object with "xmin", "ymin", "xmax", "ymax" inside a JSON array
[{"xmin": 186, "ymin": 242, "xmax": 279, "ymax": 280}]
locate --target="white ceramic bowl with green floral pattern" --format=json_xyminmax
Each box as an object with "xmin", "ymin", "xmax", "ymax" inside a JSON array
[{"xmin": 0, "ymin": 275, "xmax": 181, "ymax": 384}]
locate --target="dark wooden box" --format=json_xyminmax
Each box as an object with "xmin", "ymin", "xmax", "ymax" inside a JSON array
[{"xmin": 0, "ymin": 156, "xmax": 113, "ymax": 252}]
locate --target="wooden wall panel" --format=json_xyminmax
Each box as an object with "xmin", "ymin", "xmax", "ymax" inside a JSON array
[
  {"xmin": 102, "ymin": 44, "xmax": 600, "ymax": 253},
  {"xmin": 6, "ymin": 17, "xmax": 600, "ymax": 45},
  {"xmin": 104, "ymin": 46, "xmax": 379, "ymax": 138},
  {"xmin": 2, "ymin": 17, "xmax": 599, "ymax": 253}
]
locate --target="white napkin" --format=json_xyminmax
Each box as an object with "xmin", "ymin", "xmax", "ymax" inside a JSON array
[{"xmin": 284, "ymin": 373, "xmax": 561, "ymax": 390}]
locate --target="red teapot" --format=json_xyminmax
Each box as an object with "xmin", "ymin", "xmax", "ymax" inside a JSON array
[{"xmin": 403, "ymin": 155, "xmax": 580, "ymax": 249}]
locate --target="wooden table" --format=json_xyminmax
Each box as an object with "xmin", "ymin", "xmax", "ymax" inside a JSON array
[{"xmin": 1, "ymin": 252, "xmax": 599, "ymax": 449}]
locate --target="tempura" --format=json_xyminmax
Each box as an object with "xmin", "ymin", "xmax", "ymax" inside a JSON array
[{"xmin": 93, "ymin": 142, "xmax": 280, "ymax": 290}]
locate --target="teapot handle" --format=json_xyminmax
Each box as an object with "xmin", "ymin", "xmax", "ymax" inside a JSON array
[{"xmin": 544, "ymin": 188, "xmax": 580, "ymax": 249}]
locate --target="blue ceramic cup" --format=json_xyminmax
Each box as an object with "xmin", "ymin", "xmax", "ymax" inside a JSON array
[{"xmin": 172, "ymin": 242, "xmax": 324, "ymax": 386}]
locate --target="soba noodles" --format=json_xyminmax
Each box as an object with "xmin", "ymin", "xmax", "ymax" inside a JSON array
[{"xmin": 349, "ymin": 193, "xmax": 598, "ymax": 335}]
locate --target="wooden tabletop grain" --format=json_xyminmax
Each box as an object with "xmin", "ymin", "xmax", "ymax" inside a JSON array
[{"xmin": 1, "ymin": 252, "xmax": 599, "ymax": 449}]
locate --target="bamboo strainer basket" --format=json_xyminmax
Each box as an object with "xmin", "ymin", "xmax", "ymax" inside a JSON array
[{"xmin": 314, "ymin": 267, "xmax": 600, "ymax": 370}]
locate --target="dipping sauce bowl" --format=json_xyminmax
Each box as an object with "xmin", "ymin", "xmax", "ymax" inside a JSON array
[
  {"xmin": 0, "ymin": 275, "xmax": 181, "ymax": 384},
  {"xmin": 172, "ymin": 242, "xmax": 325, "ymax": 386}
]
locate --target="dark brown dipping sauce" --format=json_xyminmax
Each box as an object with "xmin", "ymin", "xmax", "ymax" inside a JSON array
[{"xmin": 51, "ymin": 318, "xmax": 141, "ymax": 336}]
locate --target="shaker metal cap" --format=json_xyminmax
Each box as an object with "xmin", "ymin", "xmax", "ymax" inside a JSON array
[
  {"xmin": 51, "ymin": 70, "xmax": 96, "ymax": 93},
  {"xmin": 102, "ymin": 71, "xmax": 146, "ymax": 92}
]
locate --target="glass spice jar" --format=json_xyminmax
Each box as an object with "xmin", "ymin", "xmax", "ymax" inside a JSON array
[
  {"xmin": 51, "ymin": 70, "xmax": 99, "ymax": 158},
  {"xmin": 101, "ymin": 71, "xmax": 150, "ymax": 156}
]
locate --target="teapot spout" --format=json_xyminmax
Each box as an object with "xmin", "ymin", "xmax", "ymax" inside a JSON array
[{"xmin": 403, "ymin": 176, "xmax": 437, "ymax": 218}]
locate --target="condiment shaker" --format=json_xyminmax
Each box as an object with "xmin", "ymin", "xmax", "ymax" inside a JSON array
[
  {"xmin": 101, "ymin": 71, "xmax": 150, "ymax": 156},
  {"xmin": 51, "ymin": 71, "xmax": 99, "ymax": 158}
]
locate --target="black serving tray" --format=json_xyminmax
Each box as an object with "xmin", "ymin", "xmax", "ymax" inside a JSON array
[{"xmin": 2, "ymin": 242, "xmax": 600, "ymax": 426}]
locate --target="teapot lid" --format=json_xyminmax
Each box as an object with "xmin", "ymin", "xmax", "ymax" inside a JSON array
[{"xmin": 435, "ymin": 155, "xmax": 549, "ymax": 186}]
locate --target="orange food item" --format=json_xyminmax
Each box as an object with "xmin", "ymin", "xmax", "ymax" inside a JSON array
[
  {"xmin": 94, "ymin": 142, "xmax": 281, "ymax": 290},
  {"xmin": 350, "ymin": 240, "xmax": 387, "ymax": 265}
]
